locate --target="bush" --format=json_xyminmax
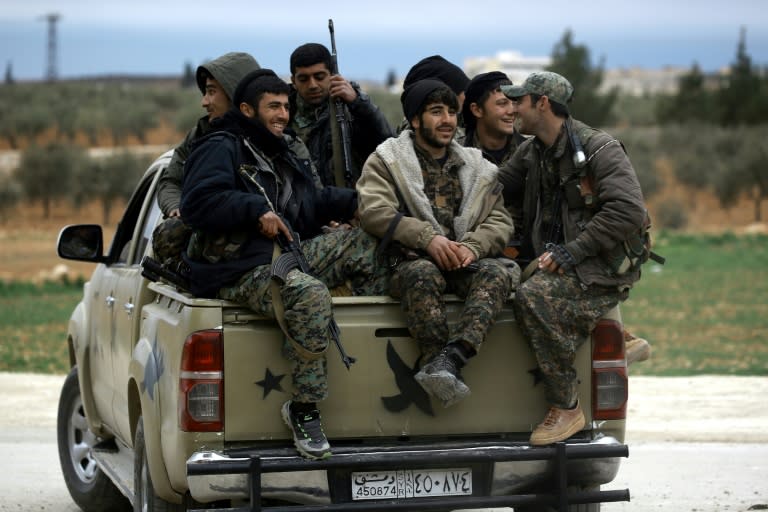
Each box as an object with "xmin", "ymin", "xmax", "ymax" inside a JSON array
[{"xmin": 655, "ymin": 200, "xmax": 689, "ymax": 230}]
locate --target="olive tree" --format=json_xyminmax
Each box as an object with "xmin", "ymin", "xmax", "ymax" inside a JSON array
[{"xmin": 14, "ymin": 142, "xmax": 83, "ymax": 218}]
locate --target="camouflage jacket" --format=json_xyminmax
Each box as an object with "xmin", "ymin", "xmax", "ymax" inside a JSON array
[
  {"xmin": 289, "ymin": 83, "xmax": 394, "ymax": 189},
  {"xmin": 498, "ymin": 119, "xmax": 646, "ymax": 290}
]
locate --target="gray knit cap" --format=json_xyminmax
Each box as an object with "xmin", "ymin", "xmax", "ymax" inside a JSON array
[{"xmin": 196, "ymin": 52, "xmax": 260, "ymax": 100}]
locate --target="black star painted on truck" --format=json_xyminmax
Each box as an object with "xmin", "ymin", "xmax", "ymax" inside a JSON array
[{"xmin": 255, "ymin": 368, "xmax": 286, "ymax": 398}]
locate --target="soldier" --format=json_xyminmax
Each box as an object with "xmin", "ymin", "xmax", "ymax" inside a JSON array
[
  {"xmin": 463, "ymin": 71, "xmax": 650, "ymax": 361},
  {"xmin": 180, "ymin": 69, "xmax": 389, "ymax": 459},
  {"xmin": 288, "ymin": 43, "xmax": 394, "ymax": 188},
  {"xmin": 498, "ymin": 72, "xmax": 648, "ymax": 445},
  {"xmin": 356, "ymin": 79, "xmax": 517, "ymax": 408},
  {"xmin": 152, "ymin": 52, "xmax": 260, "ymax": 270},
  {"xmin": 462, "ymin": 71, "xmax": 526, "ymax": 167},
  {"xmin": 157, "ymin": 52, "xmax": 260, "ymax": 219},
  {"xmin": 398, "ymin": 55, "xmax": 470, "ymax": 138}
]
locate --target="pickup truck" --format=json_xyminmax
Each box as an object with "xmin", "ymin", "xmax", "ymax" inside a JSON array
[{"xmin": 56, "ymin": 149, "xmax": 631, "ymax": 512}]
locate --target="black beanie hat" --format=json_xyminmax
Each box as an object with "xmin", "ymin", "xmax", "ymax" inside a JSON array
[
  {"xmin": 462, "ymin": 71, "xmax": 511, "ymax": 127},
  {"xmin": 400, "ymin": 79, "xmax": 450, "ymax": 123},
  {"xmin": 290, "ymin": 43, "xmax": 332, "ymax": 74},
  {"xmin": 232, "ymin": 69, "xmax": 283, "ymax": 107},
  {"xmin": 403, "ymin": 55, "xmax": 469, "ymax": 95}
]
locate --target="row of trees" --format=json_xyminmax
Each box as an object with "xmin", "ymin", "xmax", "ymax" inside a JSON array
[
  {"xmin": 1, "ymin": 29, "xmax": 765, "ymax": 226},
  {"xmin": 544, "ymin": 28, "xmax": 767, "ymax": 223},
  {"xmin": 0, "ymin": 143, "xmax": 151, "ymax": 224}
]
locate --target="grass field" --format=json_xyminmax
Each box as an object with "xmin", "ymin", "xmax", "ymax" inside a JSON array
[
  {"xmin": 0, "ymin": 233, "xmax": 766, "ymax": 376},
  {"xmin": 621, "ymin": 232, "xmax": 768, "ymax": 376}
]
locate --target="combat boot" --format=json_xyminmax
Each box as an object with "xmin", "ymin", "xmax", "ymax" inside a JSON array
[
  {"xmin": 415, "ymin": 343, "xmax": 471, "ymax": 407},
  {"xmin": 624, "ymin": 330, "xmax": 651, "ymax": 365},
  {"xmin": 529, "ymin": 402, "xmax": 586, "ymax": 446}
]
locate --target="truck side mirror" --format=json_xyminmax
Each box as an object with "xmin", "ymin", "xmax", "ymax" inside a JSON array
[{"xmin": 57, "ymin": 224, "xmax": 106, "ymax": 263}]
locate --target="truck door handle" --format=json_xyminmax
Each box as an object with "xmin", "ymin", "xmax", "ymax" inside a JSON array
[
  {"xmin": 123, "ymin": 302, "xmax": 135, "ymax": 315},
  {"xmin": 105, "ymin": 296, "xmax": 115, "ymax": 308}
]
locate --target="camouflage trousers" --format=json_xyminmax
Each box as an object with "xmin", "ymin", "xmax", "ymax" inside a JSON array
[
  {"xmin": 513, "ymin": 270, "xmax": 624, "ymax": 408},
  {"xmin": 219, "ymin": 228, "xmax": 389, "ymax": 403},
  {"xmin": 151, "ymin": 216, "xmax": 191, "ymax": 272},
  {"xmin": 390, "ymin": 258, "xmax": 515, "ymax": 363}
]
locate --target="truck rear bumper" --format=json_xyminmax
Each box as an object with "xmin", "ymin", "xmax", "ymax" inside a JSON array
[{"xmin": 187, "ymin": 436, "xmax": 628, "ymax": 510}]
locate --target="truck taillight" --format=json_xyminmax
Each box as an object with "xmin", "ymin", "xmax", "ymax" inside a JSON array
[
  {"xmin": 179, "ymin": 329, "xmax": 224, "ymax": 432},
  {"xmin": 592, "ymin": 319, "xmax": 627, "ymax": 420}
]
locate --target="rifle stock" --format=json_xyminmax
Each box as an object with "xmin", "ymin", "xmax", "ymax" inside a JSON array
[{"xmin": 328, "ymin": 19, "xmax": 355, "ymax": 188}]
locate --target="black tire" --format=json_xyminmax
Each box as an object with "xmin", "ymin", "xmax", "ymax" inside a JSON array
[
  {"xmin": 57, "ymin": 367, "xmax": 131, "ymax": 512},
  {"xmin": 134, "ymin": 416, "xmax": 185, "ymax": 512}
]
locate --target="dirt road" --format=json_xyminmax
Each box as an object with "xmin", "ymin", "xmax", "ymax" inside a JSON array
[{"xmin": 1, "ymin": 373, "xmax": 767, "ymax": 511}]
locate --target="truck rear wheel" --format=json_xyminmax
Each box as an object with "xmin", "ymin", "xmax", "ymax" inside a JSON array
[
  {"xmin": 134, "ymin": 416, "xmax": 185, "ymax": 511},
  {"xmin": 57, "ymin": 367, "xmax": 131, "ymax": 512}
]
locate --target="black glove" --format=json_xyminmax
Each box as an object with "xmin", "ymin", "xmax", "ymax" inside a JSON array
[{"xmin": 546, "ymin": 243, "xmax": 577, "ymax": 271}]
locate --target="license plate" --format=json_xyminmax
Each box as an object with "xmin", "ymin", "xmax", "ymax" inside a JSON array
[{"xmin": 351, "ymin": 468, "xmax": 472, "ymax": 500}]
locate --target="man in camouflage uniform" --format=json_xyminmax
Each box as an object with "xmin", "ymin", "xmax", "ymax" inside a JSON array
[
  {"xmin": 152, "ymin": 52, "xmax": 260, "ymax": 270},
  {"xmin": 462, "ymin": 71, "xmax": 526, "ymax": 167},
  {"xmin": 180, "ymin": 70, "xmax": 388, "ymax": 460},
  {"xmin": 498, "ymin": 72, "xmax": 647, "ymax": 445},
  {"xmin": 288, "ymin": 43, "xmax": 393, "ymax": 188},
  {"xmin": 357, "ymin": 79, "xmax": 517, "ymax": 408}
]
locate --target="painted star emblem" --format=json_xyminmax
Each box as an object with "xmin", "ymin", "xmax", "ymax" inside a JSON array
[{"xmin": 255, "ymin": 368, "xmax": 286, "ymax": 399}]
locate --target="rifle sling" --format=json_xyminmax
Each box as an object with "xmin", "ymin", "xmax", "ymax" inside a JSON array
[{"xmin": 268, "ymin": 242, "xmax": 327, "ymax": 361}]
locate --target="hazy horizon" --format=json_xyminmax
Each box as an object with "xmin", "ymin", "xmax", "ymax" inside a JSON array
[{"xmin": 2, "ymin": 0, "xmax": 767, "ymax": 82}]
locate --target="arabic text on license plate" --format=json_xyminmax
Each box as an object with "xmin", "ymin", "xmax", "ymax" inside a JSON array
[{"xmin": 351, "ymin": 468, "xmax": 472, "ymax": 500}]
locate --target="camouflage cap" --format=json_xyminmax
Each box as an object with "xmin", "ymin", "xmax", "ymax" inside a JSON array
[{"xmin": 500, "ymin": 71, "xmax": 574, "ymax": 105}]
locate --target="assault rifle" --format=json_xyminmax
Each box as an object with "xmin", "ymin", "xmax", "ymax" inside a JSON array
[
  {"xmin": 141, "ymin": 255, "xmax": 190, "ymax": 292},
  {"xmin": 271, "ymin": 224, "xmax": 357, "ymax": 370},
  {"xmin": 328, "ymin": 19, "xmax": 355, "ymax": 188}
]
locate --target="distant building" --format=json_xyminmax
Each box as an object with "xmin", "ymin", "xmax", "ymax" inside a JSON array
[
  {"xmin": 599, "ymin": 67, "xmax": 689, "ymax": 96},
  {"xmin": 464, "ymin": 49, "xmax": 699, "ymax": 97},
  {"xmin": 464, "ymin": 50, "xmax": 550, "ymax": 84}
]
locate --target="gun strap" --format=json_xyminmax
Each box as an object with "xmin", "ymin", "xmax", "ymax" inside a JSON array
[{"xmin": 269, "ymin": 242, "xmax": 327, "ymax": 361}]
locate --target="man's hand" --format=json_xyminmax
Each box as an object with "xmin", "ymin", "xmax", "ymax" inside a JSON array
[
  {"xmin": 538, "ymin": 244, "xmax": 576, "ymax": 274},
  {"xmin": 426, "ymin": 236, "xmax": 476, "ymax": 271},
  {"xmin": 168, "ymin": 208, "xmax": 181, "ymax": 218},
  {"xmin": 258, "ymin": 211, "xmax": 292, "ymax": 241},
  {"xmin": 329, "ymin": 75, "xmax": 357, "ymax": 104}
]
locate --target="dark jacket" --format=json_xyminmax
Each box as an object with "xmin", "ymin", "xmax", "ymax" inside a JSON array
[
  {"xmin": 180, "ymin": 111, "xmax": 357, "ymax": 296},
  {"xmin": 288, "ymin": 83, "xmax": 394, "ymax": 188},
  {"xmin": 462, "ymin": 129, "xmax": 526, "ymax": 167},
  {"xmin": 498, "ymin": 119, "xmax": 646, "ymax": 290}
]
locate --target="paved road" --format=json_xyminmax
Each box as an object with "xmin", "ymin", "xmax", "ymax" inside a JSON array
[{"xmin": 1, "ymin": 373, "xmax": 767, "ymax": 511}]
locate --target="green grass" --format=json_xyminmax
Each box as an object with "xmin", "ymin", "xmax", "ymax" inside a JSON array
[
  {"xmin": 621, "ymin": 232, "xmax": 768, "ymax": 376},
  {"xmin": 1, "ymin": 234, "xmax": 767, "ymax": 376},
  {"xmin": 0, "ymin": 279, "xmax": 83, "ymax": 374}
]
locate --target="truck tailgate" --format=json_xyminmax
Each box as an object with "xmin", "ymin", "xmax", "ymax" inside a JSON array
[{"xmin": 221, "ymin": 297, "xmax": 594, "ymax": 442}]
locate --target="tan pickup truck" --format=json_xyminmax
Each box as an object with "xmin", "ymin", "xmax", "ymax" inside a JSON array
[{"xmin": 56, "ymin": 150, "xmax": 630, "ymax": 512}]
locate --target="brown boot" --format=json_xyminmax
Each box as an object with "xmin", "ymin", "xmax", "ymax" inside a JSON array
[
  {"xmin": 624, "ymin": 330, "xmax": 651, "ymax": 366},
  {"xmin": 529, "ymin": 403, "xmax": 586, "ymax": 446}
]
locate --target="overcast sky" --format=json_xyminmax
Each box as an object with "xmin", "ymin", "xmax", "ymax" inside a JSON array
[{"xmin": 2, "ymin": 0, "xmax": 767, "ymax": 81}]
